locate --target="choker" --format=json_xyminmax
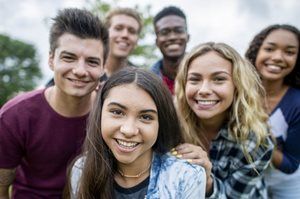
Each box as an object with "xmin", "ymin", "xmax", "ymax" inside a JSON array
[{"xmin": 118, "ymin": 163, "xmax": 151, "ymax": 178}]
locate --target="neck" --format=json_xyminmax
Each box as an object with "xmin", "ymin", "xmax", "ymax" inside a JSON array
[
  {"xmin": 45, "ymin": 86, "xmax": 94, "ymax": 117},
  {"xmin": 105, "ymin": 54, "xmax": 128, "ymax": 77},
  {"xmin": 199, "ymin": 114, "xmax": 226, "ymax": 144},
  {"xmin": 115, "ymin": 151, "xmax": 152, "ymax": 187},
  {"xmin": 262, "ymin": 79, "xmax": 286, "ymax": 97},
  {"xmin": 161, "ymin": 57, "xmax": 182, "ymax": 80}
]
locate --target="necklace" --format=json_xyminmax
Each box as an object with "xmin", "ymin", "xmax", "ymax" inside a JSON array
[{"xmin": 118, "ymin": 163, "xmax": 151, "ymax": 178}]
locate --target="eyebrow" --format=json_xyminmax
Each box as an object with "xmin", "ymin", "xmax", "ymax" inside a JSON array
[
  {"xmin": 188, "ymin": 71, "xmax": 231, "ymax": 76},
  {"xmin": 107, "ymin": 102, "xmax": 157, "ymax": 114},
  {"xmin": 265, "ymin": 42, "xmax": 298, "ymax": 49},
  {"xmin": 60, "ymin": 50, "xmax": 102, "ymax": 63}
]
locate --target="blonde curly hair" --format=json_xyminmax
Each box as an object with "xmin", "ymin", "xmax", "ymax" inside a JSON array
[{"xmin": 175, "ymin": 42, "xmax": 269, "ymax": 152}]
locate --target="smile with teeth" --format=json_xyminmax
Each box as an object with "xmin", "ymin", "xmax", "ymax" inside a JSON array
[
  {"xmin": 116, "ymin": 139, "xmax": 139, "ymax": 149},
  {"xmin": 196, "ymin": 100, "xmax": 218, "ymax": 105}
]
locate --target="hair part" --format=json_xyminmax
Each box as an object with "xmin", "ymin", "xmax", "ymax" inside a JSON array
[
  {"xmin": 245, "ymin": 24, "xmax": 300, "ymax": 88},
  {"xmin": 175, "ymin": 42, "xmax": 270, "ymax": 154},
  {"xmin": 153, "ymin": 6, "xmax": 187, "ymax": 25},
  {"xmin": 70, "ymin": 68, "xmax": 182, "ymax": 198},
  {"xmin": 104, "ymin": 7, "xmax": 143, "ymax": 33},
  {"xmin": 49, "ymin": 8, "xmax": 109, "ymax": 62}
]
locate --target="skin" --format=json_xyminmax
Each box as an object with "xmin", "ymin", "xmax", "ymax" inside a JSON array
[
  {"xmin": 105, "ymin": 14, "xmax": 140, "ymax": 76},
  {"xmin": 255, "ymin": 29, "xmax": 299, "ymax": 168},
  {"xmin": 0, "ymin": 169, "xmax": 15, "ymax": 199},
  {"xmin": 175, "ymin": 51, "xmax": 235, "ymax": 195},
  {"xmin": 155, "ymin": 15, "xmax": 189, "ymax": 79},
  {"xmin": 101, "ymin": 83, "xmax": 159, "ymax": 188},
  {"xmin": 47, "ymin": 33, "xmax": 104, "ymax": 117}
]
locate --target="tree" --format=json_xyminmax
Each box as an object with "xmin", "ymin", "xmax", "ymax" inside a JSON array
[
  {"xmin": 88, "ymin": 0, "xmax": 158, "ymax": 68},
  {"xmin": 0, "ymin": 34, "xmax": 42, "ymax": 107}
]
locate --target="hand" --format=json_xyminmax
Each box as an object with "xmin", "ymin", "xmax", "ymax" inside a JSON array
[{"xmin": 171, "ymin": 143, "xmax": 213, "ymax": 194}]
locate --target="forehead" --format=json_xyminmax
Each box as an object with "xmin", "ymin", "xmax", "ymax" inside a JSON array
[
  {"xmin": 110, "ymin": 14, "xmax": 140, "ymax": 29},
  {"xmin": 55, "ymin": 33, "xmax": 104, "ymax": 57},
  {"xmin": 155, "ymin": 15, "xmax": 186, "ymax": 30},
  {"xmin": 104, "ymin": 83, "xmax": 157, "ymax": 110},
  {"xmin": 188, "ymin": 51, "xmax": 232, "ymax": 74},
  {"xmin": 263, "ymin": 29, "xmax": 299, "ymax": 48}
]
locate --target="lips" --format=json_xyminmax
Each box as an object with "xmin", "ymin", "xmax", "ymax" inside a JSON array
[
  {"xmin": 67, "ymin": 78, "xmax": 90, "ymax": 87},
  {"xmin": 195, "ymin": 99, "xmax": 219, "ymax": 110},
  {"xmin": 265, "ymin": 64, "xmax": 284, "ymax": 73},
  {"xmin": 115, "ymin": 139, "xmax": 140, "ymax": 152}
]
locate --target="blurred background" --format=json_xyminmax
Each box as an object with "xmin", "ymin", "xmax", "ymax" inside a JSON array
[{"xmin": 1, "ymin": 0, "xmax": 299, "ymax": 106}]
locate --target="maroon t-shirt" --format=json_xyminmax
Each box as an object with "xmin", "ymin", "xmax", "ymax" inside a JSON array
[{"xmin": 0, "ymin": 89, "xmax": 87, "ymax": 198}]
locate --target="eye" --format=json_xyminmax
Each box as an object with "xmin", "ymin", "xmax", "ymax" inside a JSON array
[
  {"xmin": 263, "ymin": 47, "xmax": 273, "ymax": 52},
  {"xmin": 140, "ymin": 114, "xmax": 154, "ymax": 122},
  {"xmin": 88, "ymin": 59, "xmax": 100, "ymax": 67},
  {"xmin": 213, "ymin": 76, "xmax": 227, "ymax": 82},
  {"xmin": 62, "ymin": 56, "xmax": 75, "ymax": 62},
  {"xmin": 128, "ymin": 28, "xmax": 138, "ymax": 35},
  {"xmin": 285, "ymin": 50, "xmax": 296, "ymax": 56},
  {"xmin": 187, "ymin": 76, "xmax": 201, "ymax": 84},
  {"xmin": 157, "ymin": 28, "xmax": 170, "ymax": 36},
  {"xmin": 114, "ymin": 25, "xmax": 123, "ymax": 31},
  {"xmin": 109, "ymin": 109, "xmax": 124, "ymax": 116}
]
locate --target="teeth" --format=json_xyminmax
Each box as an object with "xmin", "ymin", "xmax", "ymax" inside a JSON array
[
  {"xmin": 118, "ymin": 42, "xmax": 129, "ymax": 47},
  {"xmin": 167, "ymin": 44, "xmax": 180, "ymax": 50},
  {"xmin": 197, "ymin": 100, "xmax": 217, "ymax": 105},
  {"xmin": 117, "ymin": 139, "xmax": 138, "ymax": 148},
  {"xmin": 267, "ymin": 65, "xmax": 282, "ymax": 72}
]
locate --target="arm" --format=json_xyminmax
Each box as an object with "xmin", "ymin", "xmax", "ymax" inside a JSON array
[
  {"xmin": 0, "ymin": 168, "xmax": 16, "ymax": 199},
  {"xmin": 173, "ymin": 143, "xmax": 213, "ymax": 195},
  {"xmin": 272, "ymin": 120, "xmax": 300, "ymax": 173},
  {"xmin": 175, "ymin": 138, "xmax": 273, "ymax": 199},
  {"xmin": 181, "ymin": 163, "xmax": 206, "ymax": 199}
]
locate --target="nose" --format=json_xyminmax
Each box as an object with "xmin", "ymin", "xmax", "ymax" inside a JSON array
[
  {"xmin": 120, "ymin": 118, "xmax": 139, "ymax": 137},
  {"xmin": 121, "ymin": 29, "xmax": 129, "ymax": 37},
  {"xmin": 72, "ymin": 59, "xmax": 88, "ymax": 77},
  {"xmin": 272, "ymin": 50, "xmax": 284, "ymax": 62},
  {"xmin": 198, "ymin": 81, "xmax": 212, "ymax": 96}
]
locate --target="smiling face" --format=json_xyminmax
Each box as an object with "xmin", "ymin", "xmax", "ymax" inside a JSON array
[
  {"xmin": 49, "ymin": 33, "xmax": 104, "ymax": 98},
  {"xmin": 101, "ymin": 83, "xmax": 159, "ymax": 166},
  {"xmin": 185, "ymin": 51, "xmax": 235, "ymax": 124},
  {"xmin": 255, "ymin": 29, "xmax": 299, "ymax": 83},
  {"xmin": 108, "ymin": 14, "xmax": 139, "ymax": 59},
  {"xmin": 155, "ymin": 15, "xmax": 189, "ymax": 60}
]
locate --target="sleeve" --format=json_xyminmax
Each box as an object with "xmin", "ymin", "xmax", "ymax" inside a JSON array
[
  {"xmin": 181, "ymin": 164, "xmax": 206, "ymax": 199},
  {"xmin": 0, "ymin": 111, "xmax": 24, "ymax": 168},
  {"xmin": 278, "ymin": 111, "xmax": 300, "ymax": 173},
  {"xmin": 70, "ymin": 158, "xmax": 83, "ymax": 198},
  {"xmin": 207, "ymin": 137, "xmax": 273, "ymax": 199}
]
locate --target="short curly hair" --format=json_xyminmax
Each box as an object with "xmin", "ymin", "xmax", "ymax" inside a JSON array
[
  {"xmin": 245, "ymin": 24, "xmax": 300, "ymax": 88},
  {"xmin": 153, "ymin": 6, "xmax": 186, "ymax": 25}
]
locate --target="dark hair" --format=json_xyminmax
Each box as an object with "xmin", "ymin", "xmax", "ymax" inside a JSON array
[
  {"xmin": 245, "ymin": 24, "xmax": 300, "ymax": 88},
  {"xmin": 153, "ymin": 6, "xmax": 186, "ymax": 25},
  {"xmin": 49, "ymin": 8, "xmax": 109, "ymax": 62},
  {"xmin": 71, "ymin": 68, "xmax": 182, "ymax": 198}
]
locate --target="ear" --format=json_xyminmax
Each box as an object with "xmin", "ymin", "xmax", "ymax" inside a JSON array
[
  {"xmin": 187, "ymin": 34, "xmax": 190, "ymax": 43},
  {"xmin": 48, "ymin": 52, "xmax": 54, "ymax": 71}
]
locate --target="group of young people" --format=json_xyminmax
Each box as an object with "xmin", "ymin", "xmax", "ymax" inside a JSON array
[{"xmin": 0, "ymin": 5, "xmax": 299, "ymax": 199}]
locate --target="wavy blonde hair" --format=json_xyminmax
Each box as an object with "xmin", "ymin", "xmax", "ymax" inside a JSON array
[{"xmin": 175, "ymin": 42, "xmax": 269, "ymax": 151}]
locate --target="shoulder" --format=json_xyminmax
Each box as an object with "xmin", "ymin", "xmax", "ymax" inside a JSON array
[
  {"xmin": 70, "ymin": 156, "xmax": 85, "ymax": 194},
  {"xmin": 0, "ymin": 89, "xmax": 45, "ymax": 115},
  {"xmin": 150, "ymin": 59, "xmax": 163, "ymax": 74},
  {"xmin": 156, "ymin": 153, "xmax": 205, "ymax": 179},
  {"xmin": 283, "ymin": 87, "xmax": 300, "ymax": 107}
]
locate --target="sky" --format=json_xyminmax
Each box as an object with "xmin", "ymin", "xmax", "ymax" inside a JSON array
[{"xmin": 1, "ymin": 0, "xmax": 300, "ymax": 85}]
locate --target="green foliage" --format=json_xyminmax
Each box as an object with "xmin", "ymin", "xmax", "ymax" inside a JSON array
[
  {"xmin": 88, "ymin": 0, "xmax": 158, "ymax": 68},
  {"xmin": 0, "ymin": 34, "xmax": 42, "ymax": 107}
]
